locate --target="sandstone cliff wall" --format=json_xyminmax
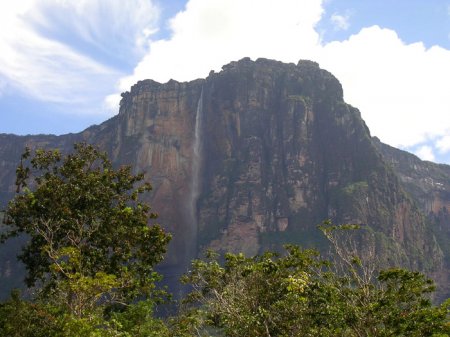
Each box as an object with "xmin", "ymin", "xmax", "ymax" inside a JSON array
[{"xmin": 0, "ymin": 58, "xmax": 449, "ymax": 298}]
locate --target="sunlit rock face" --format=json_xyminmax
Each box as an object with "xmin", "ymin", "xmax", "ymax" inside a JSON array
[{"xmin": 0, "ymin": 58, "xmax": 449, "ymax": 299}]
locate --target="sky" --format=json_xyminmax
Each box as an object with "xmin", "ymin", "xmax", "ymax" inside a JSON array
[{"xmin": 0, "ymin": 1, "xmax": 449, "ymax": 165}]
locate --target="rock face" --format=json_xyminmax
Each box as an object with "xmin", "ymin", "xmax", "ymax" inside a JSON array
[
  {"xmin": 373, "ymin": 139, "xmax": 450, "ymax": 298},
  {"xmin": 0, "ymin": 58, "xmax": 449, "ymax": 299}
]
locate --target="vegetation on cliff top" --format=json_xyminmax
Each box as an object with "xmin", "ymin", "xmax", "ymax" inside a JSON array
[{"xmin": 0, "ymin": 144, "xmax": 449, "ymax": 336}]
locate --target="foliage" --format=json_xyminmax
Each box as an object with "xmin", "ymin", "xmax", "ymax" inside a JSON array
[
  {"xmin": 0, "ymin": 290, "xmax": 170, "ymax": 337},
  {"xmin": 179, "ymin": 224, "xmax": 450, "ymax": 337},
  {"xmin": 0, "ymin": 290, "xmax": 63, "ymax": 336},
  {"xmin": 1, "ymin": 143, "xmax": 449, "ymax": 336},
  {"xmin": 179, "ymin": 247, "xmax": 329, "ymax": 336},
  {"xmin": 0, "ymin": 143, "xmax": 171, "ymax": 324}
]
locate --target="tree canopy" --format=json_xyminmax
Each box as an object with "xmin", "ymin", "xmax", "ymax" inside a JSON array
[
  {"xmin": 1, "ymin": 143, "xmax": 171, "ymax": 321},
  {"xmin": 0, "ymin": 144, "xmax": 449, "ymax": 336},
  {"xmin": 176, "ymin": 224, "xmax": 450, "ymax": 336}
]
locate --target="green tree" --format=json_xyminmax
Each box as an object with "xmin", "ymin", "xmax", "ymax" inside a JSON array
[
  {"xmin": 179, "ymin": 225, "xmax": 450, "ymax": 336},
  {"xmin": 179, "ymin": 246, "xmax": 331, "ymax": 336},
  {"xmin": 0, "ymin": 293, "xmax": 171, "ymax": 337},
  {"xmin": 0, "ymin": 143, "xmax": 171, "ymax": 332},
  {"xmin": 0, "ymin": 290, "xmax": 63, "ymax": 337}
]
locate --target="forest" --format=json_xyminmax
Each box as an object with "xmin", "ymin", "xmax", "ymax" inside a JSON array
[{"xmin": 0, "ymin": 143, "xmax": 449, "ymax": 337}]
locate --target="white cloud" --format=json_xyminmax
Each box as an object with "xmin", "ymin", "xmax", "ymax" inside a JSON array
[
  {"xmin": 316, "ymin": 26, "xmax": 450, "ymax": 149},
  {"xmin": 0, "ymin": 0, "xmax": 159, "ymax": 114},
  {"xmin": 330, "ymin": 12, "xmax": 350, "ymax": 31},
  {"xmin": 111, "ymin": 0, "xmax": 450, "ymax": 165},
  {"xmin": 117, "ymin": 0, "xmax": 324, "ymax": 90},
  {"xmin": 104, "ymin": 93, "xmax": 122, "ymax": 112},
  {"xmin": 415, "ymin": 145, "xmax": 436, "ymax": 161},
  {"xmin": 0, "ymin": 76, "xmax": 7, "ymax": 96},
  {"xmin": 28, "ymin": 0, "xmax": 160, "ymax": 63},
  {"xmin": 2, "ymin": 0, "xmax": 448, "ymax": 164},
  {"xmin": 437, "ymin": 135, "xmax": 450, "ymax": 154}
]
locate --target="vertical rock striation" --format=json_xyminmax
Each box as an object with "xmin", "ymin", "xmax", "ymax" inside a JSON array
[{"xmin": 0, "ymin": 58, "xmax": 449, "ymax": 299}]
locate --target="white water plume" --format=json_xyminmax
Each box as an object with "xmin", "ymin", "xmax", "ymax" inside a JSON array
[{"xmin": 188, "ymin": 87, "xmax": 204, "ymax": 256}]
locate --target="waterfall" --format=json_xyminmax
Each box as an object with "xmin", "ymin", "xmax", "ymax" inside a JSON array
[{"xmin": 189, "ymin": 87, "xmax": 204, "ymax": 257}]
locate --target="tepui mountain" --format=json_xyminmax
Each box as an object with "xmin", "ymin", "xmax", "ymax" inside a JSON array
[{"xmin": 0, "ymin": 57, "xmax": 449, "ymax": 299}]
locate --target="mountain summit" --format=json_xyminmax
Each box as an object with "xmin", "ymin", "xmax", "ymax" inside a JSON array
[{"xmin": 1, "ymin": 58, "xmax": 449, "ymax": 299}]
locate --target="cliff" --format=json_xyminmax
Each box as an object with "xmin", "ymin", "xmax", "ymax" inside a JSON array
[{"xmin": 0, "ymin": 58, "xmax": 449, "ymax": 299}]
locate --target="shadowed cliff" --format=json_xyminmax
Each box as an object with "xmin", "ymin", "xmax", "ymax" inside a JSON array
[{"xmin": 0, "ymin": 58, "xmax": 449, "ymax": 299}]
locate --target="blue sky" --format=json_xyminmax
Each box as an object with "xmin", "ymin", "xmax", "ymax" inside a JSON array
[{"xmin": 0, "ymin": 0, "xmax": 449, "ymax": 164}]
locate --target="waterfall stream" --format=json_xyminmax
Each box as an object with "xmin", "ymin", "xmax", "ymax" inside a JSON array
[{"xmin": 189, "ymin": 87, "xmax": 204, "ymax": 257}]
